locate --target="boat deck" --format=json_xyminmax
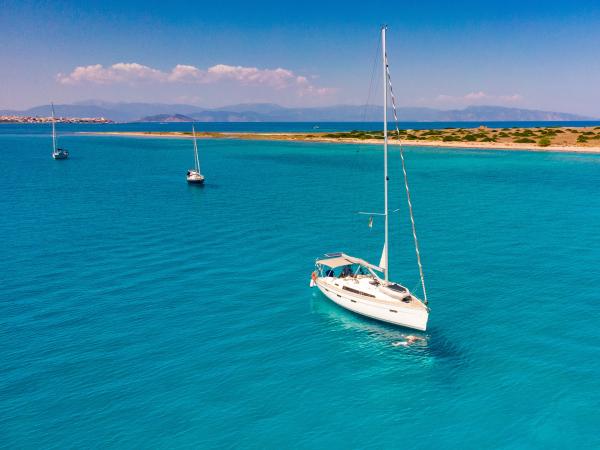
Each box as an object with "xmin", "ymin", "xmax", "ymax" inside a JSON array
[{"xmin": 318, "ymin": 275, "xmax": 427, "ymax": 312}]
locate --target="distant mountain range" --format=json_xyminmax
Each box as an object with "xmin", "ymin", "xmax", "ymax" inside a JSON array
[
  {"xmin": 139, "ymin": 114, "xmax": 196, "ymax": 122},
  {"xmin": 1, "ymin": 100, "xmax": 595, "ymax": 123}
]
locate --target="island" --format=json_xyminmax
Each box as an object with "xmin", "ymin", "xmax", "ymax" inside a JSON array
[{"xmin": 85, "ymin": 125, "xmax": 600, "ymax": 154}]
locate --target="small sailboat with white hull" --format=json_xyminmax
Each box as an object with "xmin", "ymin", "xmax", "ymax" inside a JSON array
[
  {"xmin": 51, "ymin": 103, "xmax": 69, "ymax": 160},
  {"xmin": 311, "ymin": 26, "xmax": 430, "ymax": 331},
  {"xmin": 186, "ymin": 125, "xmax": 205, "ymax": 184}
]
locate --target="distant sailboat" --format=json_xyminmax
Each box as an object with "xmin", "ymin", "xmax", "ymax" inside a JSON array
[
  {"xmin": 51, "ymin": 103, "xmax": 69, "ymax": 160},
  {"xmin": 311, "ymin": 27, "xmax": 430, "ymax": 331},
  {"xmin": 186, "ymin": 125, "xmax": 205, "ymax": 184}
]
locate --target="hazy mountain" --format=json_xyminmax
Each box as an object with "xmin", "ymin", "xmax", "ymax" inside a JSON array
[
  {"xmin": 431, "ymin": 106, "xmax": 590, "ymax": 122},
  {"xmin": 1, "ymin": 102, "xmax": 594, "ymax": 122},
  {"xmin": 211, "ymin": 103, "xmax": 288, "ymax": 114},
  {"xmin": 0, "ymin": 101, "xmax": 207, "ymax": 122},
  {"xmin": 139, "ymin": 114, "xmax": 196, "ymax": 122}
]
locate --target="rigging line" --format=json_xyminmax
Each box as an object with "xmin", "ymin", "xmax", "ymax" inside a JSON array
[
  {"xmin": 361, "ymin": 35, "xmax": 382, "ymax": 124},
  {"xmin": 350, "ymin": 35, "xmax": 381, "ymax": 228},
  {"xmin": 384, "ymin": 51, "xmax": 429, "ymax": 305}
]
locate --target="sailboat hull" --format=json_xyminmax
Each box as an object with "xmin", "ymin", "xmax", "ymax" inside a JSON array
[
  {"xmin": 52, "ymin": 152, "xmax": 69, "ymax": 160},
  {"xmin": 186, "ymin": 176, "xmax": 205, "ymax": 184},
  {"xmin": 316, "ymin": 278, "xmax": 428, "ymax": 331}
]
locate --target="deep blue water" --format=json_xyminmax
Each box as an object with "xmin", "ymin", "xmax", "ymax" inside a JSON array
[
  {"xmin": 1, "ymin": 125, "xmax": 599, "ymax": 448},
  {"xmin": 2, "ymin": 119, "xmax": 600, "ymax": 135}
]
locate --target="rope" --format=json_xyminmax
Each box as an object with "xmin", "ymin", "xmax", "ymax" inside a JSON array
[
  {"xmin": 384, "ymin": 52, "xmax": 429, "ymax": 305},
  {"xmin": 361, "ymin": 36, "xmax": 381, "ymax": 123}
]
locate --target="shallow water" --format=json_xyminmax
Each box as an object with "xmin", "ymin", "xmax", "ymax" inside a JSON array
[{"xmin": 1, "ymin": 128, "xmax": 599, "ymax": 448}]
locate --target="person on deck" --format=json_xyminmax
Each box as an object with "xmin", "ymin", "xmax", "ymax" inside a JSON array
[{"xmin": 340, "ymin": 265, "xmax": 352, "ymax": 278}]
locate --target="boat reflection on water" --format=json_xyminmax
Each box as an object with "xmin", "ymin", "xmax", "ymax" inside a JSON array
[
  {"xmin": 310, "ymin": 292, "xmax": 466, "ymax": 369},
  {"xmin": 310, "ymin": 292, "xmax": 429, "ymax": 347}
]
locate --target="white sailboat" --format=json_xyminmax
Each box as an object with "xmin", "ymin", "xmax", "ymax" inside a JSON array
[
  {"xmin": 311, "ymin": 27, "xmax": 430, "ymax": 331},
  {"xmin": 186, "ymin": 125, "xmax": 205, "ymax": 184},
  {"xmin": 51, "ymin": 103, "xmax": 69, "ymax": 160}
]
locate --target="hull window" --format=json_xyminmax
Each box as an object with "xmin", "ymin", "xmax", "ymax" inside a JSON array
[{"xmin": 342, "ymin": 286, "xmax": 375, "ymax": 298}]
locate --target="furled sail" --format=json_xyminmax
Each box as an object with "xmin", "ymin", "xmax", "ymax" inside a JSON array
[{"xmin": 379, "ymin": 243, "xmax": 387, "ymax": 270}]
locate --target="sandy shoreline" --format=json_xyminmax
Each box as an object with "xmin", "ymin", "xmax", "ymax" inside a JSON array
[{"xmin": 80, "ymin": 131, "xmax": 600, "ymax": 154}]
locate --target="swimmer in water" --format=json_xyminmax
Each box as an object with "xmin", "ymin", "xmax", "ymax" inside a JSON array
[
  {"xmin": 392, "ymin": 335, "xmax": 425, "ymax": 347},
  {"xmin": 405, "ymin": 335, "xmax": 425, "ymax": 344}
]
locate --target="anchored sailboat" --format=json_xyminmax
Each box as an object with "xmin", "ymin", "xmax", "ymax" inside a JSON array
[
  {"xmin": 311, "ymin": 27, "xmax": 430, "ymax": 331},
  {"xmin": 51, "ymin": 103, "xmax": 69, "ymax": 160},
  {"xmin": 186, "ymin": 125, "xmax": 205, "ymax": 184}
]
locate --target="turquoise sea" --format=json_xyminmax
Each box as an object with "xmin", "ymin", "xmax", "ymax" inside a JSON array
[{"xmin": 1, "ymin": 124, "xmax": 599, "ymax": 448}]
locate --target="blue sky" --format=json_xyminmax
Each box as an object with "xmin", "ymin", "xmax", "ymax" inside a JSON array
[{"xmin": 1, "ymin": 0, "xmax": 599, "ymax": 116}]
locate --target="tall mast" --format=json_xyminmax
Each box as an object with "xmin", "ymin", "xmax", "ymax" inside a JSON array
[
  {"xmin": 51, "ymin": 102, "xmax": 57, "ymax": 153},
  {"xmin": 382, "ymin": 26, "xmax": 389, "ymax": 282},
  {"xmin": 192, "ymin": 124, "xmax": 200, "ymax": 172}
]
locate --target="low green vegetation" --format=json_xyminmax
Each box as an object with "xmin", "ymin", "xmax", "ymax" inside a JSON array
[
  {"xmin": 307, "ymin": 126, "xmax": 597, "ymax": 147},
  {"xmin": 538, "ymin": 137, "xmax": 552, "ymax": 147},
  {"xmin": 420, "ymin": 130, "xmax": 444, "ymax": 137},
  {"xmin": 442, "ymin": 135, "xmax": 460, "ymax": 142},
  {"xmin": 512, "ymin": 130, "xmax": 536, "ymax": 137}
]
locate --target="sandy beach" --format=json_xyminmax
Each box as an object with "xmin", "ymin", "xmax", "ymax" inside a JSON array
[{"xmin": 82, "ymin": 128, "xmax": 600, "ymax": 154}]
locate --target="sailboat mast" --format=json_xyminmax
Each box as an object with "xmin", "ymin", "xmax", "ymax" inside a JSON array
[
  {"xmin": 192, "ymin": 125, "xmax": 200, "ymax": 172},
  {"xmin": 51, "ymin": 102, "xmax": 57, "ymax": 153},
  {"xmin": 382, "ymin": 26, "xmax": 389, "ymax": 282}
]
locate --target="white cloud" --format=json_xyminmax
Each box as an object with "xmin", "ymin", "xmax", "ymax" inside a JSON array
[
  {"xmin": 57, "ymin": 63, "xmax": 165, "ymax": 84},
  {"xmin": 434, "ymin": 91, "xmax": 523, "ymax": 105},
  {"xmin": 57, "ymin": 62, "xmax": 333, "ymax": 96},
  {"xmin": 167, "ymin": 64, "xmax": 204, "ymax": 82}
]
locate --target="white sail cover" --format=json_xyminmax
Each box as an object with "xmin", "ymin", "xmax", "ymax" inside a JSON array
[{"xmin": 379, "ymin": 243, "xmax": 387, "ymax": 270}]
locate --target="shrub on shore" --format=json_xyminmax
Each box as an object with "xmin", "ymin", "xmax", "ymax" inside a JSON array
[
  {"xmin": 512, "ymin": 130, "xmax": 535, "ymax": 137},
  {"xmin": 514, "ymin": 138, "xmax": 536, "ymax": 143},
  {"xmin": 538, "ymin": 137, "xmax": 552, "ymax": 147},
  {"xmin": 420, "ymin": 130, "xmax": 443, "ymax": 137},
  {"xmin": 442, "ymin": 135, "xmax": 460, "ymax": 142}
]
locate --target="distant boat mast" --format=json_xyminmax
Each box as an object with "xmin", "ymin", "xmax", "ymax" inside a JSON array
[
  {"xmin": 51, "ymin": 102, "xmax": 57, "ymax": 153},
  {"xmin": 192, "ymin": 125, "xmax": 201, "ymax": 173}
]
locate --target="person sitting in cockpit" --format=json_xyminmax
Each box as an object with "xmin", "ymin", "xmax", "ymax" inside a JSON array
[{"xmin": 340, "ymin": 265, "xmax": 352, "ymax": 278}]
